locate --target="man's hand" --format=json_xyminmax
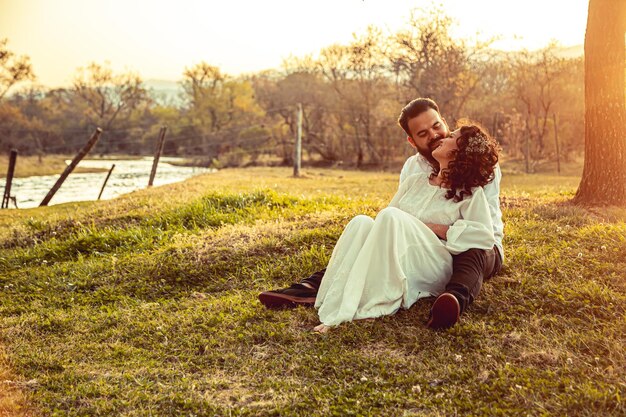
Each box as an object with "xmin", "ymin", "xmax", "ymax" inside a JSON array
[{"xmin": 424, "ymin": 223, "xmax": 449, "ymax": 239}]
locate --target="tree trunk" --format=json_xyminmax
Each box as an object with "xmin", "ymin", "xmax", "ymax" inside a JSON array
[{"xmin": 573, "ymin": 0, "xmax": 626, "ymax": 205}]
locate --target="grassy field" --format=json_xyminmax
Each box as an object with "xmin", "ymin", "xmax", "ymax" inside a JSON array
[{"xmin": 0, "ymin": 167, "xmax": 624, "ymax": 416}]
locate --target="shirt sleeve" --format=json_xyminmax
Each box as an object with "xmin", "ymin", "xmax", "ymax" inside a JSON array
[
  {"xmin": 399, "ymin": 157, "xmax": 412, "ymax": 184},
  {"xmin": 389, "ymin": 174, "xmax": 416, "ymax": 208},
  {"xmin": 444, "ymin": 187, "xmax": 495, "ymax": 255}
]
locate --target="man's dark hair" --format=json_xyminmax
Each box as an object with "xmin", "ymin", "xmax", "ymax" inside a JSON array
[{"xmin": 397, "ymin": 98, "xmax": 441, "ymax": 136}]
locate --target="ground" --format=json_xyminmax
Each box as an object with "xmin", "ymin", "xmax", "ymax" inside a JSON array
[{"xmin": 0, "ymin": 166, "xmax": 624, "ymax": 416}]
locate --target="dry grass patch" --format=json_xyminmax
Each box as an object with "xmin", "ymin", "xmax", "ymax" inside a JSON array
[{"xmin": 0, "ymin": 348, "xmax": 36, "ymax": 417}]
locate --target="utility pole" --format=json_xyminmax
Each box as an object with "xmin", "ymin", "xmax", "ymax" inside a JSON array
[
  {"xmin": 552, "ymin": 113, "xmax": 560, "ymax": 174},
  {"xmin": 524, "ymin": 117, "xmax": 531, "ymax": 174},
  {"xmin": 293, "ymin": 103, "xmax": 302, "ymax": 177}
]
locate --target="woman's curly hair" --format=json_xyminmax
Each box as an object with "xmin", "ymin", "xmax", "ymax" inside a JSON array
[{"xmin": 435, "ymin": 124, "xmax": 500, "ymax": 202}]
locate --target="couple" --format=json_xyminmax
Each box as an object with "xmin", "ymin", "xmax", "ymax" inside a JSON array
[{"xmin": 259, "ymin": 98, "xmax": 503, "ymax": 331}]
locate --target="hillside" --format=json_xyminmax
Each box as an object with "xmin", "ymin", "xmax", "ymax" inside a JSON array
[{"xmin": 0, "ymin": 167, "xmax": 624, "ymax": 416}]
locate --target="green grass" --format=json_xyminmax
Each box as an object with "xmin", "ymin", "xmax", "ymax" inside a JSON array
[{"xmin": 0, "ymin": 167, "xmax": 624, "ymax": 416}]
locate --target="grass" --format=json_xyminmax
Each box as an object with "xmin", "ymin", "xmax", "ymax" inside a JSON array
[{"xmin": 0, "ymin": 167, "xmax": 624, "ymax": 416}]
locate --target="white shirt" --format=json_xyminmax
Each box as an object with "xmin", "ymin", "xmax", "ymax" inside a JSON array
[
  {"xmin": 399, "ymin": 154, "xmax": 504, "ymax": 260},
  {"xmin": 389, "ymin": 173, "xmax": 495, "ymax": 255}
]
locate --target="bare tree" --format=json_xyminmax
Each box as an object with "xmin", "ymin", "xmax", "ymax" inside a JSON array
[
  {"xmin": 508, "ymin": 44, "xmax": 568, "ymax": 172},
  {"xmin": 317, "ymin": 26, "xmax": 391, "ymax": 166},
  {"xmin": 252, "ymin": 66, "xmax": 342, "ymax": 164},
  {"xmin": 0, "ymin": 38, "xmax": 35, "ymax": 101},
  {"xmin": 73, "ymin": 62, "xmax": 149, "ymax": 131},
  {"xmin": 389, "ymin": 6, "xmax": 495, "ymax": 119},
  {"xmin": 574, "ymin": 0, "xmax": 626, "ymax": 205}
]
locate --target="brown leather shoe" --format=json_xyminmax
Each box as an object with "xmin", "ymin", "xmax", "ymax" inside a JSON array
[
  {"xmin": 258, "ymin": 283, "xmax": 317, "ymax": 309},
  {"xmin": 426, "ymin": 292, "xmax": 460, "ymax": 329}
]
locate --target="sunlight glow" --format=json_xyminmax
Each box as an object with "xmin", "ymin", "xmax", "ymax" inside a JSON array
[{"xmin": 0, "ymin": 0, "xmax": 589, "ymax": 87}]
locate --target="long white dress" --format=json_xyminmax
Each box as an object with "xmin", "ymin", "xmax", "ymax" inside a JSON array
[{"xmin": 315, "ymin": 173, "xmax": 496, "ymax": 327}]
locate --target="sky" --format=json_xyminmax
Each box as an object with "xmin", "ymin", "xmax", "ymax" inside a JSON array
[{"xmin": 0, "ymin": 0, "xmax": 589, "ymax": 88}]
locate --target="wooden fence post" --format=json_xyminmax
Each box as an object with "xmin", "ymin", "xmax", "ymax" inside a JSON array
[
  {"xmin": 149, "ymin": 126, "xmax": 167, "ymax": 187},
  {"xmin": 552, "ymin": 113, "xmax": 560, "ymax": 174},
  {"xmin": 40, "ymin": 128, "xmax": 102, "ymax": 207},
  {"xmin": 97, "ymin": 164, "xmax": 115, "ymax": 200},
  {"xmin": 2, "ymin": 149, "xmax": 18, "ymax": 209},
  {"xmin": 293, "ymin": 103, "xmax": 302, "ymax": 177},
  {"xmin": 524, "ymin": 117, "xmax": 531, "ymax": 174}
]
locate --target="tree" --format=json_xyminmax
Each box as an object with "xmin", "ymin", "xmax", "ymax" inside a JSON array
[
  {"xmin": 0, "ymin": 38, "xmax": 35, "ymax": 101},
  {"xmin": 180, "ymin": 62, "xmax": 263, "ymax": 158},
  {"xmin": 0, "ymin": 39, "xmax": 37, "ymax": 153},
  {"xmin": 317, "ymin": 26, "xmax": 392, "ymax": 166},
  {"xmin": 3, "ymin": 87, "xmax": 58, "ymax": 156},
  {"xmin": 508, "ymin": 44, "xmax": 568, "ymax": 172},
  {"xmin": 252, "ymin": 67, "xmax": 340, "ymax": 164},
  {"xmin": 73, "ymin": 62, "xmax": 150, "ymax": 131},
  {"xmin": 573, "ymin": 0, "xmax": 626, "ymax": 205},
  {"xmin": 389, "ymin": 6, "xmax": 494, "ymax": 119}
]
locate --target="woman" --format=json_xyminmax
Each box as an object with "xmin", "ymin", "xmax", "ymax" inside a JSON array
[{"xmin": 314, "ymin": 125, "xmax": 499, "ymax": 332}]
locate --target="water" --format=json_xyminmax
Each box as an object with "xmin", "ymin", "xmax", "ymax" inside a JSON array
[{"xmin": 2, "ymin": 157, "xmax": 214, "ymax": 209}]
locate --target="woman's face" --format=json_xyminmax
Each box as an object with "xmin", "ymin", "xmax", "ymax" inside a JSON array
[{"xmin": 432, "ymin": 129, "xmax": 460, "ymax": 166}]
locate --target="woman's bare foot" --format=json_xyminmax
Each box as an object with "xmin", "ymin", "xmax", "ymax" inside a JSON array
[{"xmin": 313, "ymin": 323, "xmax": 331, "ymax": 333}]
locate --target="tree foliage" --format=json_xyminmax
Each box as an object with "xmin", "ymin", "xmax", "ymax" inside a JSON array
[
  {"xmin": 73, "ymin": 62, "xmax": 150, "ymax": 131},
  {"xmin": 0, "ymin": 6, "xmax": 591, "ymax": 170},
  {"xmin": 0, "ymin": 38, "xmax": 35, "ymax": 101}
]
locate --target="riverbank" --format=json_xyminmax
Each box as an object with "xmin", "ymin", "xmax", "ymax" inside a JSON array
[
  {"xmin": 1, "ymin": 157, "xmax": 213, "ymax": 209},
  {"xmin": 2, "ymin": 153, "xmax": 585, "ymax": 179},
  {"xmin": 0, "ymin": 154, "xmax": 109, "ymax": 179},
  {"xmin": 0, "ymin": 167, "xmax": 624, "ymax": 415}
]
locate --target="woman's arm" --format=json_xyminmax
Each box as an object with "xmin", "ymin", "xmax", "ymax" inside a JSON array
[
  {"xmin": 444, "ymin": 188, "xmax": 495, "ymax": 254},
  {"xmin": 424, "ymin": 223, "xmax": 449, "ymax": 239}
]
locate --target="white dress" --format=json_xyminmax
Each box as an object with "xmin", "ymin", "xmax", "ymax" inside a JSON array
[
  {"xmin": 401, "ymin": 154, "xmax": 505, "ymax": 260},
  {"xmin": 315, "ymin": 173, "xmax": 496, "ymax": 327}
]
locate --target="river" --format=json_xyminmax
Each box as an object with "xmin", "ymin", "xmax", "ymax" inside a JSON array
[{"xmin": 2, "ymin": 157, "xmax": 214, "ymax": 209}]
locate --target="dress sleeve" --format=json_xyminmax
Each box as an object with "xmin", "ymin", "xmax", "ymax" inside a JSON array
[
  {"xmin": 484, "ymin": 165, "xmax": 504, "ymax": 249},
  {"xmin": 444, "ymin": 187, "xmax": 495, "ymax": 255}
]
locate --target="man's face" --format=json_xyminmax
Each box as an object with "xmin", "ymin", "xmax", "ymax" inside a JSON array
[{"xmin": 406, "ymin": 108, "xmax": 450, "ymax": 160}]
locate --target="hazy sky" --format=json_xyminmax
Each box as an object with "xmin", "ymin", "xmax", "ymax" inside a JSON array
[{"xmin": 0, "ymin": 0, "xmax": 589, "ymax": 87}]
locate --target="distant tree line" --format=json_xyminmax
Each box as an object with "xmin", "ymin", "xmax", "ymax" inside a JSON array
[{"xmin": 0, "ymin": 6, "xmax": 584, "ymax": 170}]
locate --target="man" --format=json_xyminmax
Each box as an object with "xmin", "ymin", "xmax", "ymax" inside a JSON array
[{"xmin": 259, "ymin": 98, "xmax": 504, "ymax": 329}]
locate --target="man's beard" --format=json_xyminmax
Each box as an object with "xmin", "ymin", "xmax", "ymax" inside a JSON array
[{"xmin": 416, "ymin": 137, "xmax": 443, "ymax": 169}]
